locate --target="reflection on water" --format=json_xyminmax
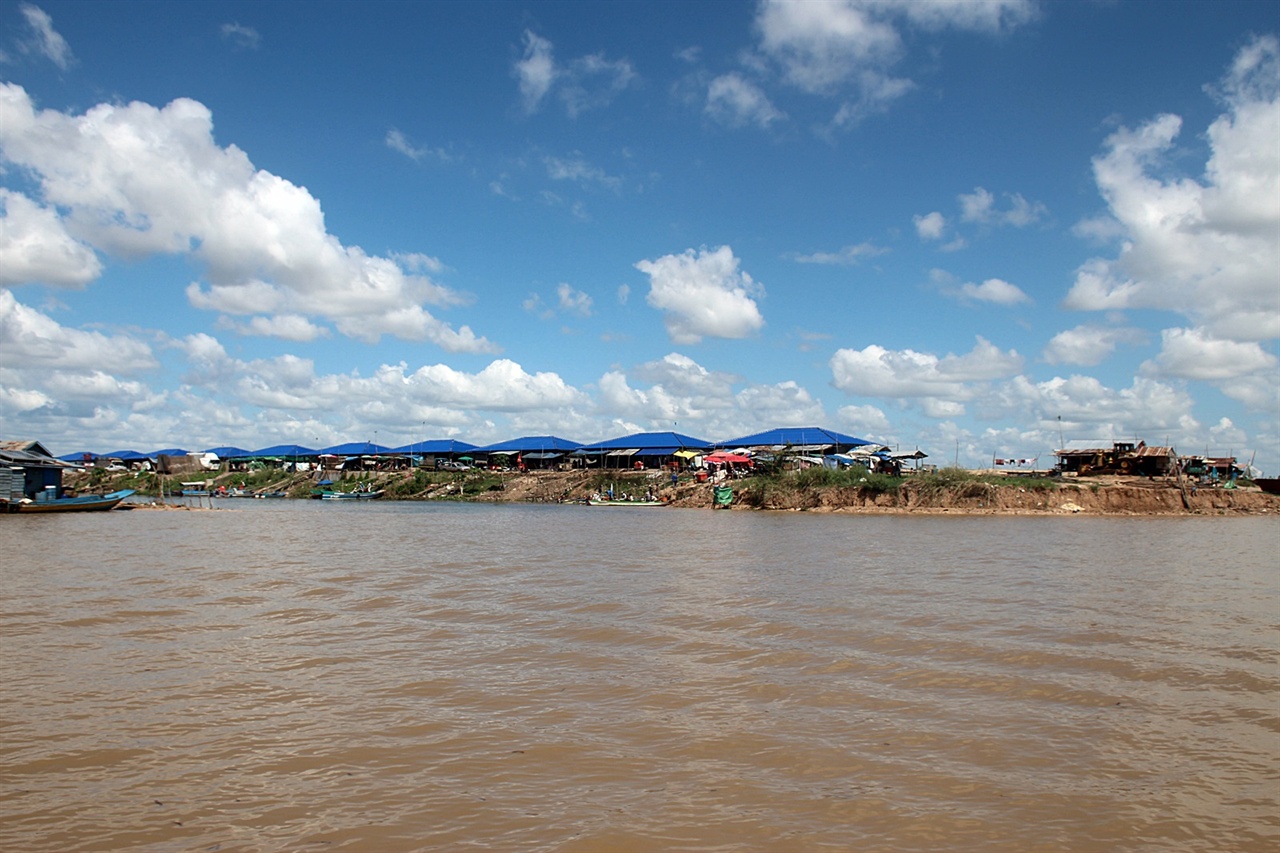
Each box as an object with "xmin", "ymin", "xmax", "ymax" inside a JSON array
[{"xmin": 2, "ymin": 503, "xmax": 1277, "ymax": 852}]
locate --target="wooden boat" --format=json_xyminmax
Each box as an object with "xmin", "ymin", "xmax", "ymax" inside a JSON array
[
  {"xmin": 319, "ymin": 489, "xmax": 384, "ymax": 501},
  {"xmin": 586, "ymin": 498, "xmax": 664, "ymax": 507},
  {"xmin": 6, "ymin": 489, "xmax": 135, "ymax": 513},
  {"xmin": 1255, "ymin": 478, "xmax": 1280, "ymax": 495}
]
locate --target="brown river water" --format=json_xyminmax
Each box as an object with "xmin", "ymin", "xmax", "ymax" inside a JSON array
[{"xmin": 1, "ymin": 501, "xmax": 1276, "ymax": 852}]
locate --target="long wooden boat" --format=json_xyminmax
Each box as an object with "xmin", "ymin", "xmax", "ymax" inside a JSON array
[
  {"xmin": 586, "ymin": 498, "xmax": 664, "ymax": 507},
  {"xmin": 6, "ymin": 489, "xmax": 135, "ymax": 513},
  {"xmin": 319, "ymin": 489, "xmax": 384, "ymax": 501},
  {"xmin": 1255, "ymin": 478, "xmax": 1280, "ymax": 495}
]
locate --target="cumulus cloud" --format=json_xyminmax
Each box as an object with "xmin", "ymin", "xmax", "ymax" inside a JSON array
[
  {"xmin": 951, "ymin": 277, "xmax": 1030, "ymax": 305},
  {"xmin": 829, "ymin": 336, "xmax": 1023, "ymax": 413},
  {"xmin": 1042, "ymin": 324, "xmax": 1146, "ymax": 366},
  {"xmin": 513, "ymin": 31, "xmax": 636, "ymax": 117},
  {"xmin": 636, "ymin": 245, "xmax": 765, "ymax": 344},
  {"xmin": 0, "ymin": 189, "xmax": 101, "ymax": 287},
  {"xmin": 987, "ymin": 374, "xmax": 1197, "ymax": 436},
  {"xmin": 0, "ymin": 289, "xmax": 157, "ymax": 373},
  {"xmin": 597, "ymin": 352, "xmax": 827, "ymax": 437},
  {"xmin": 914, "ymin": 211, "xmax": 946, "ymax": 240},
  {"xmin": 0, "ymin": 84, "xmax": 493, "ymax": 352},
  {"xmin": 0, "ymin": 289, "xmax": 162, "ymax": 429},
  {"xmin": 754, "ymin": 0, "xmax": 1033, "ymax": 124},
  {"xmin": 1064, "ymin": 35, "xmax": 1280, "ymax": 342},
  {"xmin": 1140, "ymin": 326, "xmax": 1277, "ymax": 381},
  {"xmin": 706, "ymin": 73, "xmax": 785, "ymax": 127}
]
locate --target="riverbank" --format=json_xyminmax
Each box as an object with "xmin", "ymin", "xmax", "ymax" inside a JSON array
[{"xmin": 69, "ymin": 468, "xmax": 1280, "ymax": 515}]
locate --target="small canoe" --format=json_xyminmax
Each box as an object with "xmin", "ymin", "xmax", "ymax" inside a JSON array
[{"xmin": 586, "ymin": 498, "xmax": 664, "ymax": 507}]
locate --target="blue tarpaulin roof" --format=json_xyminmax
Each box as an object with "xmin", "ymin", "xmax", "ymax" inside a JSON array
[
  {"xmin": 202, "ymin": 446, "xmax": 252, "ymax": 458},
  {"xmin": 250, "ymin": 444, "xmax": 318, "ymax": 457},
  {"xmin": 715, "ymin": 427, "xmax": 872, "ymax": 450},
  {"xmin": 320, "ymin": 442, "xmax": 392, "ymax": 456},
  {"xmin": 579, "ymin": 431, "xmax": 710, "ymax": 452},
  {"xmin": 472, "ymin": 435, "xmax": 584, "ymax": 453},
  {"xmin": 390, "ymin": 439, "xmax": 478, "ymax": 454},
  {"xmin": 102, "ymin": 450, "xmax": 151, "ymax": 460},
  {"xmin": 150, "ymin": 447, "xmax": 190, "ymax": 457},
  {"xmin": 58, "ymin": 451, "xmax": 100, "ymax": 462}
]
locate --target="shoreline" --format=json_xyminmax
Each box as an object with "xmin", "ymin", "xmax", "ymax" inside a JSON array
[{"xmin": 96, "ymin": 470, "xmax": 1280, "ymax": 517}]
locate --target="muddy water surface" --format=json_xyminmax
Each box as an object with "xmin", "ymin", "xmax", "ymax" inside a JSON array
[{"xmin": 1, "ymin": 501, "xmax": 1276, "ymax": 852}]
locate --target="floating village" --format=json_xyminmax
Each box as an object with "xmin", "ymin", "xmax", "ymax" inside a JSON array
[{"xmin": 2, "ymin": 427, "xmax": 1276, "ymax": 516}]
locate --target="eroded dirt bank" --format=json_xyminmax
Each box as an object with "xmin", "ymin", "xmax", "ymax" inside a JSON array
[{"xmin": 469, "ymin": 471, "xmax": 1278, "ymax": 515}]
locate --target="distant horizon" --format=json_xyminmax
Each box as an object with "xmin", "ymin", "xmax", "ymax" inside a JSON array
[{"xmin": 3, "ymin": 2, "xmax": 1276, "ymax": 473}]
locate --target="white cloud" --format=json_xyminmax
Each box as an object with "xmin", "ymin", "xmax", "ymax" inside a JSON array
[
  {"xmin": 0, "ymin": 189, "xmax": 101, "ymax": 287},
  {"xmin": 706, "ymin": 73, "xmax": 785, "ymax": 127},
  {"xmin": 1065, "ymin": 36, "xmax": 1280, "ymax": 342},
  {"xmin": 385, "ymin": 129, "xmax": 431, "ymax": 162},
  {"xmin": 597, "ymin": 352, "xmax": 827, "ymax": 438},
  {"xmin": 544, "ymin": 154, "xmax": 622, "ymax": 191},
  {"xmin": 958, "ymin": 186, "xmax": 1047, "ymax": 227},
  {"xmin": 515, "ymin": 30, "xmax": 556, "ymax": 113},
  {"xmin": 236, "ymin": 314, "xmax": 330, "ymax": 342},
  {"xmin": 0, "ymin": 289, "xmax": 156, "ymax": 374},
  {"xmin": 987, "ymin": 374, "xmax": 1198, "ymax": 436},
  {"xmin": 754, "ymin": 0, "xmax": 1033, "ymax": 125},
  {"xmin": 513, "ymin": 31, "xmax": 636, "ymax": 118},
  {"xmin": 793, "ymin": 241, "xmax": 887, "ymax": 265},
  {"xmin": 220, "ymin": 22, "xmax": 260, "ymax": 50},
  {"xmin": 0, "ymin": 84, "xmax": 492, "ymax": 352},
  {"xmin": 636, "ymin": 245, "xmax": 765, "ymax": 344},
  {"xmin": 1042, "ymin": 324, "xmax": 1146, "ymax": 366},
  {"xmin": 556, "ymin": 283, "xmax": 593, "ymax": 316},
  {"xmin": 0, "ymin": 290, "xmax": 163, "ymax": 428},
  {"xmin": 837, "ymin": 402, "xmax": 891, "ymax": 434},
  {"xmin": 914, "ymin": 210, "xmax": 946, "ymax": 240},
  {"xmin": 954, "ymin": 278, "xmax": 1030, "ymax": 305},
  {"xmin": 756, "ymin": 0, "xmax": 902, "ymax": 94},
  {"xmin": 559, "ymin": 53, "xmax": 637, "ymax": 118},
  {"xmin": 17, "ymin": 3, "xmax": 73, "ymax": 69},
  {"xmin": 829, "ymin": 336, "xmax": 1023, "ymax": 412},
  {"xmin": 1141, "ymin": 326, "xmax": 1277, "ymax": 381}
]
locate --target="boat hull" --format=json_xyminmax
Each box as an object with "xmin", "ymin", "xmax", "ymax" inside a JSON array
[
  {"xmin": 1255, "ymin": 478, "xmax": 1280, "ymax": 495},
  {"xmin": 8, "ymin": 489, "xmax": 135, "ymax": 513},
  {"xmin": 586, "ymin": 499, "xmax": 664, "ymax": 507}
]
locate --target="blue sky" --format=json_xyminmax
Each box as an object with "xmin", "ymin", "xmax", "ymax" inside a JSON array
[{"xmin": 2, "ymin": 0, "xmax": 1277, "ymax": 471}]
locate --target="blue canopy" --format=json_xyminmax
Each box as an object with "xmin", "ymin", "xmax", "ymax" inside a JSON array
[
  {"xmin": 150, "ymin": 447, "xmax": 190, "ymax": 457},
  {"xmin": 202, "ymin": 446, "xmax": 252, "ymax": 458},
  {"xmin": 715, "ymin": 427, "xmax": 871, "ymax": 451},
  {"xmin": 472, "ymin": 435, "xmax": 584, "ymax": 453},
  {"xmin": 390, "ymin": 439, "xmax": 478, "ymax": 454},
  {"xmin": 250, "ymin": 444, "xmax": 318, "ymax": 457},
  {"xmin": 320, "ymin": 442, "xmax": 392, "ymax": 456},
  {"xmin": 102, "ymin": 449, "xmax": 151, "ymax": 460},
  {"xmin": 58, "ymin": 451, "xmax": 100, "ymax": 462},
  {"xmin": 578, "ymin": 431, "xmax": 710, "ymax": 452}
]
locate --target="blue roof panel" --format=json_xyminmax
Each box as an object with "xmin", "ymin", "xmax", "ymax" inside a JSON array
[
  {"xmin": 715, "ymin": 427, "xmax": 871, "ymax": 449},
  {"xmin": 579, "ymin": 431, "xmax": 709, "ymax": 451},
  {"xmin": 472, "ymin": 435, "xmax": 584, "ymax": 453}
]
